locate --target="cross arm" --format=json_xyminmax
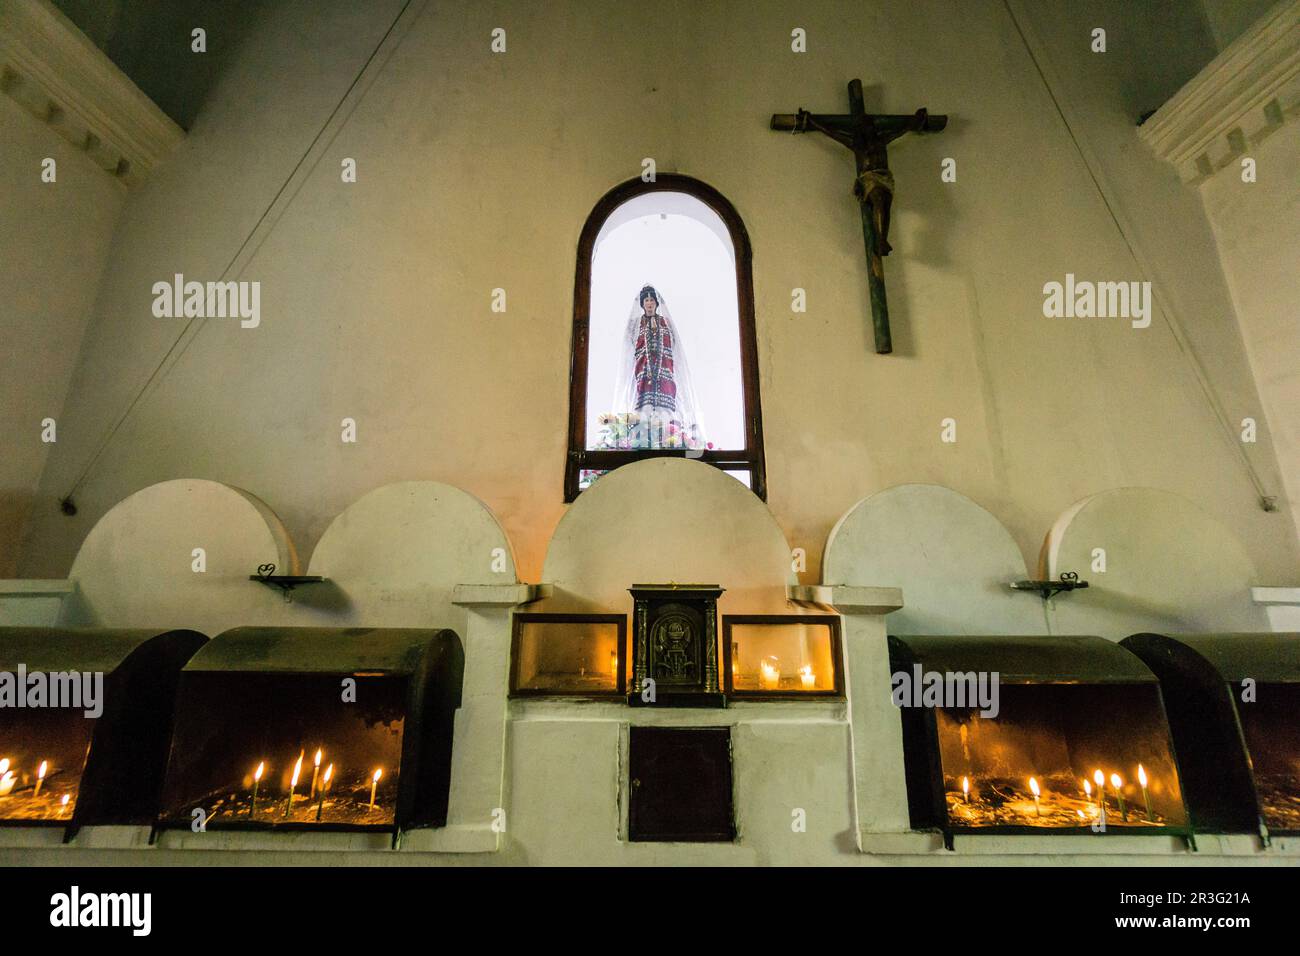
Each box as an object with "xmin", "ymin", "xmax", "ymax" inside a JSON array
[{"xmin": 770, "ymin": 109, "xmax": 947, "ymax": 142}]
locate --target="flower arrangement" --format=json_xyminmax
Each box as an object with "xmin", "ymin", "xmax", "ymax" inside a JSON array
[
  {"xmin": 578, "ymin": 411, "xmax": 714, "ymax": 490},
  {"xmin": 593, "ymin": 411, "xmax": 708, "ymax": 451}
]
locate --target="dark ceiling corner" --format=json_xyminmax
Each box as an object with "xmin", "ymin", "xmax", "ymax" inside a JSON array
[{"xmin": 50, "ymin": 0, "xmax": 267, "ymax": 131}]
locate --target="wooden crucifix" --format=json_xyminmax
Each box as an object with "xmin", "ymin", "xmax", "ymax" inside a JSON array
[{"xmin": 771, "ymin": 79, "xmax": 946, "ymax": 354}]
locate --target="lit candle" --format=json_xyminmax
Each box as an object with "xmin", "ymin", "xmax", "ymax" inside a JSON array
[
  {"xmin": 284, "ymin": 753, "xmax": 303, "ymax": 819},
  {"xmin": 799, "ymin": 665, "xmax": 816, "ymax": 690},
  {"xmin": 609, "ymin": 650, "xmax": 619, "ymax": 679},
  {"xmin": 961, "ymin": 776, "xmax": 970, "ymax": 803},
  {"xmin": 309, "ymin": 748, "xmax": 322, "ymax": 800},
  {"xmin": 0, "ymin": 759, "xmax": 14, "ymax": 797},
  {"xmin": 1029, "ymin": 776, "xmax": 1041, "ymax": 817},
  {"xmin": 1093, "ymin": 769, "xmax": 1106, "ymax": 811},
  {"xmin": 60, "ymin": 794, "xmax": 69, "ymax": 817},
  {"xmin": 251, "ymin": 761, "xmax": 264, "ymax": 818},
  {"xmin": 369, "ymin": 768, "xmax": 382, "ymax": 809},
  {"xmin": 731, "ymin": 642, "xmax": 739, "ymax": 681},
  {"xmin": 1138, "ymin": 764, "xmax": 1151, "ymax": 820},
  {"xmin": 315, "ymin": 763, "xmax": 333, "ymax": 822},
  {"xmin": 760, "ymin": 658, "xmax": 780, "ymax": 690},
  {"xmin": 1083, "ymin": 778, "xmax": 1093, "ymax": 807},
  {"xmin": 1110, "ymin": 773, "xmax": 1126, "ymax": 820},
  {"xmin": 33, "ymin": 760, "xmax": 48, "ymax": 799}
]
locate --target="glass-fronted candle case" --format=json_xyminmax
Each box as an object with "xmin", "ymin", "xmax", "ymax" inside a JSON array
[
  {"xmin": 1239, "ymin": 683, "xmax": 1300, "ymax": 833},
  {"xmin": 889, "ymin": 635, "xmax": 1189, "ymax": 839},
  {"xmin": 509, "ymin": 614, "xmax": 627, "ymax": 697},
  {"xmin": 1123, "ymin": 632, "xmax": 1300, "ymax": 837},
  {"xmin": 0, "ymin": 708, "xmax": 91, "ymax": 823},
  {"xmin": 0, "ymin": 627, "xmax": 207, "ymax": 829},
  {"xmin": 722, "ymin": 616, "xmax": 843, "ymax": 698},
  {"xmin": 157, "ymin": 627, "xmax": 462, "ymax": 836},
  {"xmin": 160, "ymin": 673, "xmax": 406, "ymax": 827}
]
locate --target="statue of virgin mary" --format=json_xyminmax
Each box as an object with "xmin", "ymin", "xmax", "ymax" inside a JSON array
[{"xmin": 604, "ymin": 284, "xmax": 706, "ymax": 450}]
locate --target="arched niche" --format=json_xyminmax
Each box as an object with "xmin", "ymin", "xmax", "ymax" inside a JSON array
[
  {"xmin": 300, "ymin": 480, "xmax": 518, "ymax": 627},
  {"xmin": 823, "ymin": 483, "xmax": 1046, "ymax": 635},
  {"xmin": 65, "ymin": 479, "xmax": 296, "ymax": 633},
  {"xmin": 1043, "ymin": 487, "xmax": 1269, "ymax": 639},
  {"xmin": 541, "ymin": 458, "xmax": 793, "ymax": 615},
  {"xmin": 565, "ymin": 174, "xmax": 766, "ymax": 501}
]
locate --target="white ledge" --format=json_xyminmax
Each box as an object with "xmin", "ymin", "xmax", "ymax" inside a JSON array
[
  {"xmin": 452, "ymin": 583, "xmax": 542, "ymax": 607},
  {"xmin": 1252, "ymin": 586, "xmax": 1300, "ymax": 605},
  {"xmin": 788, "ymin": 585, "xmax": 903, "ymax": 614},
  {"xmin": 0, "ymin": 0, "xmax": 183, "ymax": 184},
  {"xmin": 1138, "ymin": 0, "xmax": 1300, "ymax": 183}
]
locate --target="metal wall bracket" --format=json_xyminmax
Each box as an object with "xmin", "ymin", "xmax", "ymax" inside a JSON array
[{"xmin": 1009, "ymin": 571, "xmax": 1090, "ymax": 600}]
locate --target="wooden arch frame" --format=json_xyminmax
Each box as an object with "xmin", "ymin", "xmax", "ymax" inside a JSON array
[{"xmin": 564, "ymin": 174, "xmax": 767, "ymax": 501}]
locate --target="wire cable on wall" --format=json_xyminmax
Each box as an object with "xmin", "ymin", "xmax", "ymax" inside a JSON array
[
  {"xmin": 61, "ymin": 0, "xmax": 425, "ymax": 508},
  {"xmin": 1002, "ymin": 0, "xmax": 1276, "ymax": 510}
]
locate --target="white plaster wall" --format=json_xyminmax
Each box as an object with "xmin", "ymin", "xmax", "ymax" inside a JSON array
[
  {"xmin": 0, "ymin": 95, "xmax": 124, "ymax": 576},
  {"xmin": 61, "ymin": 478, "xmax": 296, "ymax": 634},
  {"xmin": 17, "ymin": 0, "xmax": 1297, "ymax": 592},
  {"xmin": 504, "ymin": 705, "xmax": 854, "ymax": 865},
  {"xmin": 300, "ymin": 479, "xmax": 517, "ymax": 629},
  {"xmin": 1200, "ymin": 121, "xmax": 1300, "ymax": 546},
  {"xmin": 823, "ymin": 483, "xmax": 1047, "ymax": 635},
  {"xmin": 1044, "ymin": 487, "xmax": 1270, "ymax": 639},
  {"xmin": 539, "ymin": 457, "xmax": 794, "ymax": 615}
]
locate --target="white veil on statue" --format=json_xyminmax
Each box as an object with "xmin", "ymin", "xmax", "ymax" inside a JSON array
[{"xmin": 608, "ymin": 283, "xmax": 707, "ymax": 449}]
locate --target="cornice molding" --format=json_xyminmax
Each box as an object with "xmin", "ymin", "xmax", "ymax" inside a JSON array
[
  {"xmin": 0, "ymin": 0, "xmax": 183, "ymax": 184},
  {"xmin": 1138, "ymin": 0, "xmax": 1300, "ymax": 183}
]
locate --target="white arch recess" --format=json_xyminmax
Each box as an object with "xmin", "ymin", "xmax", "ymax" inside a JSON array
[
  {"xmin": 541, "ymin": 458, "xmax": 793, "ymax": 615},
  {"xmin": 823, "ymin": 483, "xmax": 1046, "ymax": 635},
  {"xmin": 301, "ymin": 480, "xmax": 518, "ymax": 627},
  {"xmin": 1044, "ymin": 487, "xmax": 1269, "ymax": 639},
  {"xmin": 65, "ymin": 478, "xmax": 297, "ymax": 633}
]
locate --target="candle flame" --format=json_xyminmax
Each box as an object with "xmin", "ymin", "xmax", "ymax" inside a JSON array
[
  {"xmin": 314, "ymin": 748, "xmax": 322, "ymax": 768},
  {"xmin": 323, "ymin": 763, "xmax": 333, "ymax": 785},
  {"xmin": 1083, "ymin": 779, "xmax": 1092, "ymax": 796},
  {"xmin": 373, "ymin": 768, "xmax": 383, "ymax": 783},
  {"xmin": 291, "ymin": 754, "xmax": 303, "ymax": 787},
  {"xmin": 0, "ymin": 759, "xmax": 8, "ymax": 775},
  {"xmin": 800, "ymin": 665, "xmax": 813, "ymax": 677},
  {"xmin": 38, "ymin": 760, "xmax": 47, "ymax": 780},
  {"xmin": 61, "ymin": 795, "xmax": 69, "ymax": 806},
  {"xmin": 1093, "ymin": 769, "xmax": 1104, "ymax": 788},
  {"xmin": 961, "ymin": 776, "xmax": 969, "ymax": 795},
  {"xmin": 1029, "ymin": 777, "xmax": 1040, "ymax": 797},
  {"xmin": 254, "ymin": 761, "xmax": 264, "ymax": 782},
  {"xmin": 1137, "ymin": 764, "xmax": 1148, "ymax": 787},
  {"xmin": 1110, "ymin": 773, "xmax": 1122, "ymax": 789}
]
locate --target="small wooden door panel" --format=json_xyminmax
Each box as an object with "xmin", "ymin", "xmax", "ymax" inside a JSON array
[{"xmin": 628, "ymin": 726, "xmax": 734, "ymax": 842}]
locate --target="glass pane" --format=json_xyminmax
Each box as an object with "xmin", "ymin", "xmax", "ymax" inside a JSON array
[
  {"xmin": 514, "ymin": 619, "xmax": 622, "ymax": 695},
  {"xmin": 586, "ymin": 192, "xmax": 744, "ymax": 453},
  {"xmin": 937, "ymin": 684, "xmax": 1187, "ymax": 830},
  {"xmin": 580, "ymin": 464, "xmax": 750, "ymax": 494},
  {"xmin": 1236, "ymin": 683, "xmax": 1300, "ymax": 832},
  {"xmin": 0, "ymin": 709, "xmax": 92, "ymax": 822},
  {"xmin": 160, "ymin": 673, "xmax": 405, "ymax": 828},
  {"xmin": 722, "ymin": 469, "xmax": 752, "ymax": 489},
  {"xmin": 728, "ymin": 621, "xmax": 836, "ymax": 693}
]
